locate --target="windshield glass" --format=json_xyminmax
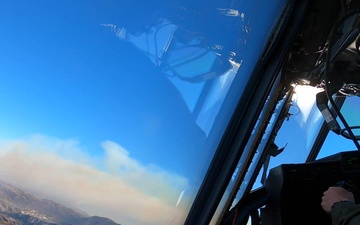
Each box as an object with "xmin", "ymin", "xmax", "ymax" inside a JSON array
[
  {"xmin": 0, "ymin": 1, "xmax": 286, "ymax": 225},
  {"xmin": 318, "ymin": 96, "xmax": 360, "ymax": 159},
  {"xmin": 236, "ymin": 85, "xmax": 325, "ymax": 197},
  {"xmin": 271, "ymin": 85, "xmax": 324, "ymax": 164}
]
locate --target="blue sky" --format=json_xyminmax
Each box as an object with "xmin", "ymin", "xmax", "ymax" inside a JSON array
[
  {"xmin": 0, "ymin": 1, "xmax": 208, "ymax": 174},
  {"xmin": 318, "ymin": 96, "xmax": 360, "ymax": 158}
]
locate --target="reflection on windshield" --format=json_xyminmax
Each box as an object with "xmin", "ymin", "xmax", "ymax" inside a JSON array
[
  {"xmin": 104, "ymin": 13, "xmax": 242, "ymax": 136},
  {"xmin": 0, "ymin": 1, "xmax": 244, "ymax": 225},
  {"xmin": 0, "ymin": 1, "xmax": 284, "ymax": 225}
]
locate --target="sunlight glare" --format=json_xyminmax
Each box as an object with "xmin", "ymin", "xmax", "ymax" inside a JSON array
[{"xmin": 292, "ymin": 85, "xmax": 322, "ymax": 124}]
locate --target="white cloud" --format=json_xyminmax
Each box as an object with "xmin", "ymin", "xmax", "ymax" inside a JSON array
[
  {"xmin": 0, "ymin": 135, "xmax": 190, "ymax": 225},
  {"xmin": 102, "ymin": 141, "xmax": 189, "ymax": 201}
]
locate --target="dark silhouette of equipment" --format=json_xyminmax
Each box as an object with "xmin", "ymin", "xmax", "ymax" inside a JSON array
[{"xmin": 262, "ymin": 151, "xmax": 360, "ymax": 225}]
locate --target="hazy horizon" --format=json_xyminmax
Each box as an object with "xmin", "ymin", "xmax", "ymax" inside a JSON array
[{"xmin": 0, "ymin": 135, "xmax": 192, "ymax": 225}]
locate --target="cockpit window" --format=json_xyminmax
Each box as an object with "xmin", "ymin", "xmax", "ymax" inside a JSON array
[
  {"xmin": 318, "ymin": 96, "xmax": 360, "ymax": 159},
  {"xmin": 0, "ymin": 1, "xmax": 288, "ymax": 225}
]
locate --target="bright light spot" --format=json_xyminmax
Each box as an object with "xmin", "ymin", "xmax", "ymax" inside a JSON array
[
  {"xmin": 292, "ymin": 85, "xmax": 322, "ymax": 125},
  {"xmin": 176, "ymin": 190, "xmax": 185, "ymax": 207}
]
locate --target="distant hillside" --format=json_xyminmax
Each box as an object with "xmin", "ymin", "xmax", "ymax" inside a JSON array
[{"xmin": 0, "ymin": 180, "xmax": 120, "ymax": 225}]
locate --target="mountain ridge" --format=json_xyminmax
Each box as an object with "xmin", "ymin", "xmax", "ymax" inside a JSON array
[{"xmin": 0, "ymin": 180, "xmax": 120, "ymax": 225}]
